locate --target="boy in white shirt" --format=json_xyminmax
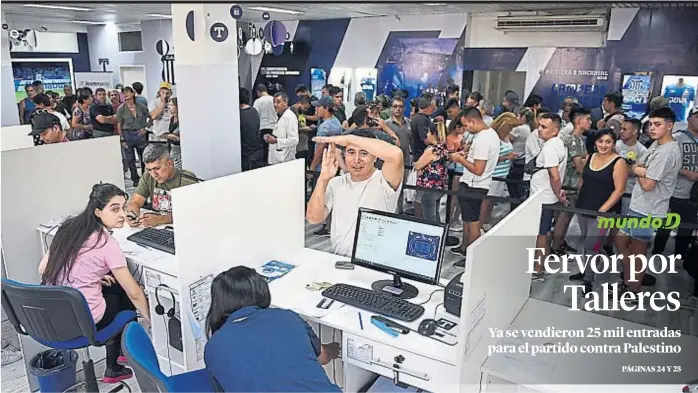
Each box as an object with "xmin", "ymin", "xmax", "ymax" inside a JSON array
[
  {"xmin": 529, "ymin": 113, "xmax": 568, "ymax": 278},
  {"xmin": 448, "ymin": 107, "xmax": 501, "ymax": 266}
]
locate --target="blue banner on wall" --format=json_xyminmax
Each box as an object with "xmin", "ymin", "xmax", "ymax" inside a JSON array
[
  {"xmin": 377, "ymin": 37, "xmax": 459, "ymax": 114},
  {"xmin": 310, "ymin": 67, "xmax": 327, "ymax": 98},
  {"xmin": 621, "ymin": 74, "xmax": 653, "ymax": 120}
]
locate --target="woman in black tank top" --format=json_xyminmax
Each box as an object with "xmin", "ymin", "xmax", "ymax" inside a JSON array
[{"xmin": 569, "ymin": 129, "xmax": 628, "ymax": 292}]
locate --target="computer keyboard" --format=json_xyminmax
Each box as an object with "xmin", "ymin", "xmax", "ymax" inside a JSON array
[
  {"xmin": 322, "ymin": 283, "xmax": 425, "ymax": 322},
  {"xmin": 126, "ymin": 228, "xmax": 175, "ymax": 255}
]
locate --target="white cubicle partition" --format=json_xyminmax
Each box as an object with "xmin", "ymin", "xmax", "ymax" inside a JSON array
[
  {"xmin": 458, "ymin": 190, "xmax": 544, "ymax": 391},
  {"xmin": 171, "ymin": 159, "xmax": 306, "ymax": 371},
  {"xmin": 1, "ymin": 125, "xmax": 33, "ymax": 151},
  {"xmin": 1, "ymin": 136, "xmax": 125, "ymax": 284},
  {"xmin": 0, "ymin": 136, "xmax": 124, "ymax": 391}
]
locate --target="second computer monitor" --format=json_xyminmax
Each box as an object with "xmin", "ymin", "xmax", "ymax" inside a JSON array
[{"xmin": 351, "ymin": 208, "xmax": 447, "ymax": 298}]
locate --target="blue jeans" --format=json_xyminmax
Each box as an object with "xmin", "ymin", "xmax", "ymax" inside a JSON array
[
  {"xmin": 620, "ymin": 209, "xmax": 655, "ymax": 242},
  {"xmin": 417, "ymin": 190, "xmax": 443, "ymax": 223}
]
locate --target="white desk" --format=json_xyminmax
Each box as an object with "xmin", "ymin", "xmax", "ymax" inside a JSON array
[
  {"xmin": 481, "ymin": 299, "xmax": 698, "ymax": 393},
  {"xmin": 37, "ymin": 222, "xmax": 461, "ymax": 393},
  {"xmin": 267, "ymin": 247, "xmax": 462, "ymax": 393}
]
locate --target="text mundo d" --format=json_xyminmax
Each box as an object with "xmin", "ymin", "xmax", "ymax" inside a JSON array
[
  {"xmin": 527, "ymin": 248, "xmax": 682, "ymax": 312},
  {"xmin": 597, "ymin": 213, "xmax": 681, "ymax": 230}
]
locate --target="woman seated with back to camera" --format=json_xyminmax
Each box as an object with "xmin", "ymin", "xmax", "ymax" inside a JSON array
[
  {"xmin": 38, "ymin": 183, "xmax": 150, "ymax": 383},
  {"xmin": 205, "ymin": 266, "xmax": 341, "ymax": 392}
]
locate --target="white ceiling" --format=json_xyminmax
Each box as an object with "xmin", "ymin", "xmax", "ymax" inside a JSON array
[{"xmin": 2, "ymin": 2, "xmax": 695, "ymax": 26}]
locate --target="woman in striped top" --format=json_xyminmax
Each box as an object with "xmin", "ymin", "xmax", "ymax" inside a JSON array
[{"xmin": 480, "ymin": 113, "xmax": 520, "ymax": 230}]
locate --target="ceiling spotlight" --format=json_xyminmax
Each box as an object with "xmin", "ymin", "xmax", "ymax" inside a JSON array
[
  {"xmin": 248, "ymin": 6, "xmax": 304, "ymax": 15},
  {"xmin": 24, "ymin": 4, "xmax": 93, "ymax": 11},
  {"xmin": 423, "ymin": 3, "xmax": 448, "ymax": 6}
]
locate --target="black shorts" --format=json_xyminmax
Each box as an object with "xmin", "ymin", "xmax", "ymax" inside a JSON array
[
  {"xmin": 538, "ymin": 203, "xmax": 558, "ymax": 235},
  {"xmin": 457, "ymin": 184, "xmax": 488, "ymax": 223}
]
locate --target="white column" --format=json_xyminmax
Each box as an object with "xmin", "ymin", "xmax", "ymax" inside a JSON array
[
  {"xmin": 1, "ymin": 12, "xmax": 21, "ymax": 126},
  {"xmin": 172, "ymin": 3, "xmax": 241, "ymax": 179}
]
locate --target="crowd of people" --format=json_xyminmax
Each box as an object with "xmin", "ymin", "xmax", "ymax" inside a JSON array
[
  {"xmin": 21, "ymin": 79, "xmax": 696, "ymax": 389},
  {"xmin": 20, "ymin": 79, "xmax": 183, "ymax": 184},
  {"xmin": 22, "ymin": 76, "xmax": 697, "ymax": 308},
  {"xmin": 239, "ymin": 82, "xmax": 696, "ymax": 309}
]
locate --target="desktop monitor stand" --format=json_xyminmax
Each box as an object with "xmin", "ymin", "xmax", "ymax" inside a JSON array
[{"xmin": 372, "ymin": 274, "xmax": 418, "ymax": 300}]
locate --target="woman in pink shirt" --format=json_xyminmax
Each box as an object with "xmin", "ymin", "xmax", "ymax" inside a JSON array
[{"xmin": 39, "ymin": 184, "xmax": 150, "ymax": 383}]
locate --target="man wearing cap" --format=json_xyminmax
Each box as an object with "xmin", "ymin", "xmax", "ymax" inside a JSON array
[
  {"xmin": 309, "ymin": 95, "xmax": 344, "ymax": 238},
  {"xmin": 29, "ymin": 112, "xmax": 70, "ymax": 144},
  {"xmin": 377, "ymin": 95, "xmax": 392, "ymax": 121},
  {"xmin": 410, "ymin": 94, "xmax": 437, "ymax": 167},
  {"xmin": 90, "ymin": 88, "xmax": 117, "ymax": 137},
  {"xmin": 310, "ymin": 96, "xmax": 343, "ymax": 171},
  {"xmin": 150, "ymin": 82, "xmax": 173, "ymax": 142}
]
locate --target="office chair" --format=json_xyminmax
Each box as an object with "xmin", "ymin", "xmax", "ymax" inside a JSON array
[
  {"xmin": 1, "ymin": 279, "xmax": 135, "ymax": 393},
  {"xmin": 121, "ymin": 322, "xmax": 215, "ymax": 392}
]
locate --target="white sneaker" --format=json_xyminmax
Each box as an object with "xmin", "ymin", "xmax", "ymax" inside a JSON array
[{"xmin": 482, "ymin": 224, "xmax": 492, "ymax": 232}]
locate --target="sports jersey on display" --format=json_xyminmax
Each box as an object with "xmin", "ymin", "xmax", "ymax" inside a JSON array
[
  {"xmin": 621, "ymin": 75, "xmax": 652, "ymax": 120},
  {"xmin": 663, "ymin": 83, "xmax": 696, "ymax": 122}
]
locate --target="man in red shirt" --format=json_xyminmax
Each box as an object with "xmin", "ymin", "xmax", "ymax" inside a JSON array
[{"xmin": 29, "ymin": 112, "xmax": 70, "ymax": 144}]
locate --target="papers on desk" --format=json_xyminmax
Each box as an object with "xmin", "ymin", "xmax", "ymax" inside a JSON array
[
  {"xmin": 256, "ymin": 260, "xmax": 295, "ymax": 282},
  {"xmin": 189, "ymin": 274, "xmax": 213, "ymax": 361}
]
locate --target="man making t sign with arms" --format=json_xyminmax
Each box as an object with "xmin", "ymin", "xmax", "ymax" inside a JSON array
[{"xmin": 306, "ymin": 130, "xmax": 404, "ymax": 257}]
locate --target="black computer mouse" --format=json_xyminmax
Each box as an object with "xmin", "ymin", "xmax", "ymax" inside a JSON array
[{"xmin": 418, "ymin": 319, "xmax": 438, "ymax": 336}]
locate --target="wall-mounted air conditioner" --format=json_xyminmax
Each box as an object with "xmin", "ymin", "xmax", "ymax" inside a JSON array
[{"xmin": 495, "ymin": 15, "xmax": 607, "ymax": 32}]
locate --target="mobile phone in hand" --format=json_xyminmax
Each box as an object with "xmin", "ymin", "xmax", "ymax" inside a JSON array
[{"xmin": 127, "ymin": 211, "xmax": 140, "ymax": 224}]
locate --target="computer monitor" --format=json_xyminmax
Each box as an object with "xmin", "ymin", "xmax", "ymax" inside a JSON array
[{"xmin": 351, "ymin": 208, "xmax": 447, "ymax": 299}]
